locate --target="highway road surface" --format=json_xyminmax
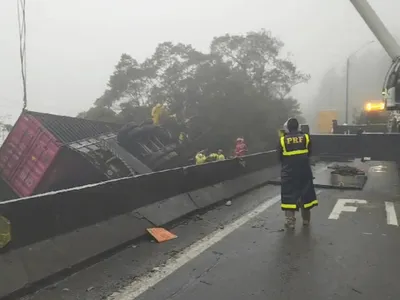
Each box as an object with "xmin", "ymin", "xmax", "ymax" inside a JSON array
[{"xmin": 25, "ymin": 160, "xmax": 400, "ymax": 300}]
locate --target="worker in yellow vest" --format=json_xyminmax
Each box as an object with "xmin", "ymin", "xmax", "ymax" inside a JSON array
[
  {"xmin": 217, "ymin": 149, "xmax": 225, "ymax": 160},
  {"xmin": 195, "ymin": 150, "xmax": 206, "ymax": 165},
  {"xmin": 179, "ymin": 132, "xmax": 188, "ymax": 144},
  {"xmin": 151, "ymin": 104, "xmax": 163, "ymax": 125}
]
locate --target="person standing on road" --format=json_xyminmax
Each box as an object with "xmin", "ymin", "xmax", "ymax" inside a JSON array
[{"xmin": 278, "ymin": 118, "xmax": 318, "ymax": 229}]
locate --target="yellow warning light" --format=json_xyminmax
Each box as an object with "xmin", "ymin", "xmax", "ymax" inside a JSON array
[
  {"xmin": 0, "ymin": 215, "xmax": 11, "ymax": 249},
  {"xmin": 364, "ymin": 101, "xmax": 385, "ymax": 112}
]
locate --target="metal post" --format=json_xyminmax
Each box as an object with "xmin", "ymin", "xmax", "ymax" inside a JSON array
[
  {"xmin": 349, "ymin": 0, "xmax": 400, "ymax": 61},
  {"xmin": 345, "ymin": 57, "xmax": 350, "ymax": 124}
]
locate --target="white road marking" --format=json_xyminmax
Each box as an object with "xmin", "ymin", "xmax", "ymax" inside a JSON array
[
  {"xmin": 385, "ymin": 201, "xmax": 398, "ymax": 226},
  {"xmin": 328, "ymin": 199, "xmax": 367, "ymax": 220},
  {"xmin": 370, "ymin": 165, "xmax": 387, "ymax": 173},
  {"xmin": 108, "ymin": 167, "xmax": 325, "ymax": 300},
  {"xmin": 107, "ymin": 194, "xmax": 281, "ymax": 300}
]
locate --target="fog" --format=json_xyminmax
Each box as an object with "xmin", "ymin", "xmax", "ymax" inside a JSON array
[
  {"xmin": 1, "ymin": 0, "xmax": 400, "ymax": 126},
  {"xmin": 309, "ymin": 43, "xmax": 393, "ymax": 128}
]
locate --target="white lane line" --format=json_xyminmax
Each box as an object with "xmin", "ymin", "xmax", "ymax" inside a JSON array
[
  {"xmin": 385, "ymin": 201, "xmax": 399, "ymax": 226},
  {"xmin": 109, "ymin": 168, "xmax": 325, "ymax": 300},
  {"xmin": 108, "ymin": 194, "xmax": 281, "ymax": 300},
  {"xmin": 109, "ymin": 189, "xmax": 322, "ymax": 300}
]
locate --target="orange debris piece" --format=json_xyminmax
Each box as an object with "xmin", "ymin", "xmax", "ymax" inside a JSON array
[{"xmin": 147, "ymin": 227, "xmax": 177, "ymax": 243}]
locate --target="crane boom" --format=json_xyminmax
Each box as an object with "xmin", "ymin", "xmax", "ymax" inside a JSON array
[{"xmin": 349, "ymin": 0, "xmax": 400, "ymax": 61}]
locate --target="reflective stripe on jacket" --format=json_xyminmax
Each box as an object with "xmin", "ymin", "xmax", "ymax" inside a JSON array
[{"xmin": 279, "ymin": 133, "xmax": 310, "ymax": 156}]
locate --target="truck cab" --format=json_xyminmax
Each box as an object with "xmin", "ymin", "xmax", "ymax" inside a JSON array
[{"xmin": 382, "ymin": 58, "xmax": 400, "ymax": 110}]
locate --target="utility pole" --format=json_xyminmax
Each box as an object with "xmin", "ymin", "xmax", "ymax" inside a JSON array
[{"xmin": 345, "ymin": 58, "xmax": 350, "ymax": 124}]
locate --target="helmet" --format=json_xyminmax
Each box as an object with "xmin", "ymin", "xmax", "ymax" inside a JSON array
[
  {"xmin": 236, "ymin": 138, "xmax": 243, "ymax": 143},
  {"xmin": 285, "ymin": 118, "xmax": 299, "ymax": 132}
]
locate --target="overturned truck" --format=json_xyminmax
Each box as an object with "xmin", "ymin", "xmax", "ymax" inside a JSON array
[{"xmin": 0, "ymin": 110, "xmax": 198, "ymax": 200}]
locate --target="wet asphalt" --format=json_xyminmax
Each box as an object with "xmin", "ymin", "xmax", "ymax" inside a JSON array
[{"xmin": 25, "ymin": 161, "xmax": 400, "ymax": 300}]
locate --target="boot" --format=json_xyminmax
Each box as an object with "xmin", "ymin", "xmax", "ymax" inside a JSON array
[
  {"xmin": 301, "ymin": 208, "xmax": 311, "ymax": 226},
  {"xmin": 285, "ymin": 211, "xmax": 296, "ymax": 229}
]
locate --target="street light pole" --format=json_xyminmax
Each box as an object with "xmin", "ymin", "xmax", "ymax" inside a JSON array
[{"xmin": 345, "ymin": 57, "xmax": 350, "ymax": 124}]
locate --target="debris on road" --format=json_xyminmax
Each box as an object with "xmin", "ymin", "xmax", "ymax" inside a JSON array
[
  {"xmin": 147, "ymin": 227, "xmax": 178, "ymax": 243},
  {"xmin": 328, "ymin": 164, "xmax": 365, "ymax": 176},
  {"xmin": 225, "ymin": 200, "xmax": 232, "ymax": 206},
  {"xmin": 329, "ymin": 164, "xmax": 367, "ymax": 189}
]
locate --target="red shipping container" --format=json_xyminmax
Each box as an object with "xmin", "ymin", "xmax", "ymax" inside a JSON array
[
  {"xmin": 0, "ymin": 111, "xmax": 121, "ymax": 198},
  {"xmin": 0, "ymin": 114, "xmax": 60, "ymax": 197}
]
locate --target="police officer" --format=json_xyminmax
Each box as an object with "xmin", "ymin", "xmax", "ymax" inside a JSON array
[{"xmin": 278, "ymin": 118, "xmax": 318, "ymax": 229}]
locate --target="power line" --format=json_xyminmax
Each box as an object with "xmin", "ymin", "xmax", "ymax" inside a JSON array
[{"xmin": 17, "ymin": 0, "xmax": 27, "ymax": 111}]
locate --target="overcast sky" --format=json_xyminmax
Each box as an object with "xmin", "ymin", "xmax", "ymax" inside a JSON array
[{"xmin": 0, "ymin": 0, "xmax": 399, "ymax": 124}]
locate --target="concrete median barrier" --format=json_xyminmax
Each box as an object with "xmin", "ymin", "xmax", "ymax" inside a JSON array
[
  {"xmin": 188, "ymin": 184, "xmax": 226, "ymax": 208},
  {"xmin": 135, "ymin": 194, "xmax": 198, "ymax": 226},
  {"xmin": 0, "ymin": 150, "xmax": 280, "ymax": 299},
  {"xmin": 188, "ymin": 165, "xmax": 280, "ymax": 208},
  {"xmin": 311, "ymin": 134, "xmax": 360, "ymax": 159},
  {"xmin": 0, "ymin": 211, "xmax": 153, "ymax": 299},
  {"xmin": 310, "ymin": 133, "xmax": 400, "ymax": 163}
]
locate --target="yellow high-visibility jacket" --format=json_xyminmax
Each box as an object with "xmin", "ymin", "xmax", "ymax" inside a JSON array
[
  {"xmin": 152, "ymin": 104, "xmax": 164, "ymax": 125},
  {"xmin": 217, "ymin": 154, "xmax": 225, "ymax": 160},
  {"xmin": 195, "ymin": 153, "xmax": 206, "ymax": 165}
]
